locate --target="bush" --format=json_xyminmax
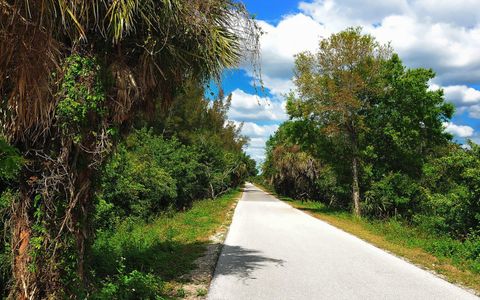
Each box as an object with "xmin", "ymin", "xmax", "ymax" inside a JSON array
[
  {"xmin": 419, "ymin": 143, "xmax": 480, "ymax": 236},
  {"xmin": 0, "ymin": 137, "xmax": 23, "ymax": 181},
  {"xmin": 363, "ymin": 172, "xmax": 420, "ymax": 219},
  {"xmin": 101, "ymin": 143, "xmax": 177, "ymax": 219},
  {"xmin": 123, "ymin": 129, "xmax": 204, "ymax": 207},
  {"xmin": 0, "ymin": 138, "xmax": 21, "ymax": 297},
  {"xmin": 91, "ymin": 269, "xmax": 165, "ymax": 300}
]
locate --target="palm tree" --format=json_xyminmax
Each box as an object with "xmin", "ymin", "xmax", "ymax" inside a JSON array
[{"xmin": 0, "ymin": 1, "xmax": 260, "ymax": 298}]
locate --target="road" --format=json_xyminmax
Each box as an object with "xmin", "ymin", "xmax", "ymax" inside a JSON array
[{"xmin": 208, "ymin": 183, "xmax": 478, "ymax": 300}]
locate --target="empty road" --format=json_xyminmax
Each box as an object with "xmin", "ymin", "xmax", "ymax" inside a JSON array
[{"xmin": 208, "ymin": 183, "xmax": 478, "ymax": 300}]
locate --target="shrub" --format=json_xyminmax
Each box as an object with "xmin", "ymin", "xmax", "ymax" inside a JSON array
[
  {"xmin": 363, "ymin": 172, "xmax": 420, "ymax": 219},
  {"xmin": 101, "ymin": 143, "xmax": 177, "ymax": 219},
  {"xmin": 419, "ymin": 143, "xmax": 480, "ymax": 236},
  {"xmin": 91, "ymin": 269, "xmax": 165, "ymax": 300},
  {"xmin": 124, "ymin": 129, "xmax": 204, "ymax": 207}
]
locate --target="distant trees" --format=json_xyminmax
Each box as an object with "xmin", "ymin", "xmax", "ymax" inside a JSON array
[{"xmin": 99, "ymin": 88, "xmax": 257, "ymax": 223}]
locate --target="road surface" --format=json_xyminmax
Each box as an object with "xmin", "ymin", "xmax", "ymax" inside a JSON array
[{"xmin": 208, "ymin": 183, "xmax": 478, "ymax": 300}]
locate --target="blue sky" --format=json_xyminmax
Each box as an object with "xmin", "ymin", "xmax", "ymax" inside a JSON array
[{"xmin": 222, "ymin": 0, "xmax": 480, "ymax": 163}]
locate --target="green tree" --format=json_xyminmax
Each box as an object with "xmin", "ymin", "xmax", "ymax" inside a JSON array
[
  {"xmin": 0, "ymin": 1, "xmax": 260, "ymax": 298},
  {"xmin": 365, "ymin": 54, "xmax": 454, "ymax": 178},
  {"xmin": 287, "ymin": 28, "xmax": 391, "ymax": 216}
]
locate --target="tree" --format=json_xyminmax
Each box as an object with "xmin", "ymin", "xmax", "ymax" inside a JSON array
[
  {"xmin": 365, "ymin": 54, "xmax": 454, "ymax": 178},
  {"xmin": 0, "ymin": 1, "xmax": 260, "ymax": 298},
  {"xmin": 287, "ymin": 28, "xmax": 391, "ymax": 216}
]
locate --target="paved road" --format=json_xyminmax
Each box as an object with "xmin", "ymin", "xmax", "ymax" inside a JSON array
[{"xmin": 208, "ymin": 183, "xmax": 478, "ymax": 300}]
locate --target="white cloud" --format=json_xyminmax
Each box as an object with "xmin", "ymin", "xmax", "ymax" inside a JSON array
[
  {"xmin": 429, "ymin": 84, "xmax": 480, "ymax": 119},
  {"xmin": 467, "ymin": 105, "xmax": 480, "ymax": 119},
  {"xmin": 233, "ymin": 0, "xmax": 480, "ymax": 160},
  {"xmin": 471, "ymin": 133, "xmax": 480, "ymax": 145},
  {"xmin": 233, "ymin": 122, "xmax": 279, "ymax": 163},
  {"xmin": 441, "ymin": 85, "xmax": 480, "ymax": 107},
  {"xmin": 371, "ymin": 16, "xmax": 480, "ymax": 85},
  {"xmin": 229, "ymin": 89, "xmax": 287, "ymax": 122},
  {"xmin": 443, "ymin": 122, "xmax": 474, "ymax": 138},
  {"xmin": 253, "ymin": 13, "xmax": 326, "ymax": 96},
  {"xmin": 299, "ymin": 0, "xmax": 408, "ymax": 31},
  {"xmin": 244, "ymin": 147, "xmax": 267, "ymax": 164},
  {"xmin": 237, "ymin": 122, "xmax": 279, "ymax": 139},
  {"xmin": 247, "ymin": 0, "xmax": 480, "ymax": 94},
  {"xmin": 412, "ymin": 0, "xmax": 480, "ymax": 28}
]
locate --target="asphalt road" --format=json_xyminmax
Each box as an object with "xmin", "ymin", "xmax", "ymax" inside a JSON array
[{"xmin": 208, "ymin": 183, "xmax": 478, "ymax": 300}]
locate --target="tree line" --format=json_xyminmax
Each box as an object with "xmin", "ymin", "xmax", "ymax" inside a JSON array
[
  {"xmin": 0, "ymin": 1, "xmax": 258, "ymax": 298},
  {"xmin": 262, "ymin": 28, "xmax": 480, "ymax": 241}
]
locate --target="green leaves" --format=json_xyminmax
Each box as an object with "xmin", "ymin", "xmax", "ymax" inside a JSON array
[
  {"xmin": 57, "ymin": 54, "xmax": 106, "ymax": 131},
  {"xmin": 0, "ymin": 137, "xmax": 23, "ymax": 181}
]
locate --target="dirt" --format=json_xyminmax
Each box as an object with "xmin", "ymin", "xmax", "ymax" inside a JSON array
[{"xmin": 179, "ymin": 193, "xmax": 241, "ymax": 300}]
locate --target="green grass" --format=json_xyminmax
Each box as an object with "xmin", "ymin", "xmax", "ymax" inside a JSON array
[
  {"xmin": 254, "ymin": 183, "xmax": 480, "ymax": 294},
  {"xmin": 90, "ymin": 188, "xmax": 242, "ymax": 298}
]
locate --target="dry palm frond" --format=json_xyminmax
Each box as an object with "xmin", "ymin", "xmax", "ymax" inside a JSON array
[{"xmin": 0, "ymin": 2, "xmax": 61, "ymax": 142}]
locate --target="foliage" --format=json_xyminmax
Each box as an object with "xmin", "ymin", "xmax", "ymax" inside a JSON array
[
  {"xmin": 99, "ymin": 127, "xmax": 255, "ymax": 223},
  {"xmin": 0, "ymin": 190, "xmax": 14, "ymax": 297},
  {"xmin": 265, "ymin": 28, "xmax": 455, "ymax": 214},
  {"xmin": 57, "ymin": 55, "xmax": 106, "ymax": 130},
  {"xmin": 91, "ymin": 270, "xmax": 165, "ymax": 300},
  {"xmin": 90, "ymin": 189, "xmax": 241, "ymax": 299},
  {"xmin": 0, "ymin": 138, "xmax": 21, "ymax": 297},
  {"xmin": 0, "ymin": 137, "xmax": 23, "ymax": 181},
  {"xmin": 287, "ymin": 27, "xmax": 392, "ymax": 215},
  {"xmin": 0, "ymin": 0, "xmax": 260, "ymax": 297},
  {"xmin": 363, "ymin": 172, "xmax": 421, "ymax": 219},
  {"xmin": 417, "ymin": 142, "xmax": 480, "ymax": 237},
  {"xmin": 365, "ymin": 54, "xmax": 454, "ymax": 178}
]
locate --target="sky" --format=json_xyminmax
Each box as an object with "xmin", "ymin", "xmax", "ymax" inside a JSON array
[{"xmin": 221, "ymin": 0, "xmax": 480, "ymax": 164}]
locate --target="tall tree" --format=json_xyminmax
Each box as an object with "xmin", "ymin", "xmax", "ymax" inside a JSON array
[
  {"xmin": 287, "ymin": 28, "xmax": 391, "ymax": 216},
  {"xmin": 0, "ymin": 1, "xmax": 260, "ymax": 298}
]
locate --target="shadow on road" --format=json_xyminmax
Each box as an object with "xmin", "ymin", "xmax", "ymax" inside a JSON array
[{"xmin": 215, "ymin": 245, "xmax": 285, "ymax": 279}]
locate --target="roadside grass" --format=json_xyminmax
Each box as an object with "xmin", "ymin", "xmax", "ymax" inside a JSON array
[
  {"xmin": 91, "ymin": 188, "xmax": 242, "ymax": 299},
  {"xmin": 254, "ymin": 183, "xmax": 480, "ymax": 294}
]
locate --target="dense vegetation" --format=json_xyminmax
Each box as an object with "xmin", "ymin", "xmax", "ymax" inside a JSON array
[
  {"xmin": 0, "ymin": 1, "xmax": 258, "ymax": 298},
  {"xmin": 261, "ymin": 28, "xmax": 480, "ymax": 275},
  {"xmin": 90, "ymin": 188, "xmax": 242, "ymax": 299},
  {"xmin": 0, "ymin": 83, "xmax": 256, "ymax": 298}
]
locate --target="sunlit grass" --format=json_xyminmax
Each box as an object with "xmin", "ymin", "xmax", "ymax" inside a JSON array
[{"xmin": 91, "ymin": 188, "xmax": 242, "ymax": 297}]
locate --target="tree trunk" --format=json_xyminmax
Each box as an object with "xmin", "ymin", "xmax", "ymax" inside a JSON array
[
  {"xmin": 75, "ymin": 171, "xmax": 94, "ymax": 288},
  {"xmin": 352, "ymin": 155, "xmax": 361, "ymax": 217},
  {"xmin": 12, "ymin": 188, "xmax": 35, "ymax": 300}
]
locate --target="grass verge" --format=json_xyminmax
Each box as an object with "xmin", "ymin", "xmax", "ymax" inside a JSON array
[
  {"xmin": 91, "ymin": 188, "xmax": 242, "ymax": 299},
  {"xmin": 254, "ymin": 183, "xmax": 480, "ymax": 295}
]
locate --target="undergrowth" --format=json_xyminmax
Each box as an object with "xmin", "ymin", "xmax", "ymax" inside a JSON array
[{"xmin": 89, "ymin": 188, "xmax": 241, "ymax": 299}]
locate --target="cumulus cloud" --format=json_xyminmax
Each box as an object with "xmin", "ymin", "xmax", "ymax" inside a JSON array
[
  {"xmin": 298, "ymin": 0, "xmax": 480, "ymax": 86},
  {"xmin": 467, "ymin": 105, "xmax": 480, "ymax": 119},
  {"xmin": 441, "ymin": 85, "xmax": 480, "ymax": 107},
  {"xmin": 429, "ymin": 84, "xmax": 480, "ymax": 118},
  {"xmin": 247, "ymin": 0, "xmax": 480, "ymax": 100},
  {"xmin": 237, "ymin": 122, "xmax": 279, "ymax": 139},
  {"xmin": 371, "ymin": 16, "xmax": 480, "ymax": 85},
  {"xmin": 412, "ymin": 0, "xmax": 480, "ymax": 28},
  {"xmin": 233, "ymin": 0, "xmax": 480, "ymax": 161},
  {"xmin": 229, "ymin": 89, "xmax": 287, "ymax": 122},
  {"xmin": 254, "ymin": 14, "xmax": 326, "ymax": 95},
  {"xmin": 443, "ymin": 122, "xmax": 474, "ymax": 138},
  {"xmin": 233, "ymin": 122, "xmax": 279, "ymax": 162}
]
